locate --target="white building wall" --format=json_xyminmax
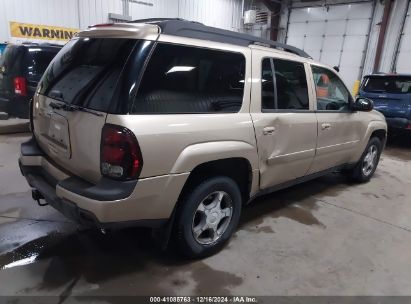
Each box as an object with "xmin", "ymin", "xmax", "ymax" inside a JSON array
[
  {"xmin": 361, "ymin": 0, "xmax": 384, "ymax": 76},
  {"xmin": 178, "ymin": 0, "xmax": 243, "ymax": 31},
  {"xmin": 79, "ymin": 0, "xmax": 123, "ymax": 29},
  {"xmin": 279, "ymin": 0, "xmax": 411, "ymax": 90},
  {"xmin": 379, "ymin": 0, "xmax": 410, "ymax": 72},
  {"xmin": 285, "ymin": 2, "xmax": 375, "ymax": 89},
  {"xmin": 130, "ymin": 0, "xmax": 178, "ymax": 20},
  {"xmin": 0, "ymin": 0, "xmax": 79, "ymax": 43},
  {"xmin": 395, "ymin": 0, "xmax": 411, "ymax": 73}
]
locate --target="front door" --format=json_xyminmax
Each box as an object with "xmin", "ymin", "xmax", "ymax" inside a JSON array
[
  {"xmin": 250, "ymin": 48, "xmax": 318, "ymax": 189},
  {"xmin": 308, "ymin": 65, "xmax": 363, "ymax": 174}
]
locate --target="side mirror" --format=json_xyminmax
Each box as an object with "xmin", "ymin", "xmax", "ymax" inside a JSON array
[{"xmin": 352, "ymin": 97, "xmax": 374, "ymax": 112}]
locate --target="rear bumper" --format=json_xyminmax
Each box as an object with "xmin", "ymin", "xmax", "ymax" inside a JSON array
[
  {"xmin": 385, "ymin": 117, "xmax": 411, "ymax": 130},
  {"xmin": 19, "ymin": 136, "xmax": 189, "ymax": 228}
]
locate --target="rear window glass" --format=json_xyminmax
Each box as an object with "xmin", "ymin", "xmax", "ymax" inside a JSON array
[
  {"xmin": 130, "ymin": 43, "xmax": 245, "ymax": 114},
  {"xmin": 26, "ymin": 49, "xmax": 59, "ymax": 79},
  {"xmin": 362, "ymin": 76, "xmax": 411, "ymax": 94},
  {"xmin": 39, "ymin": 38, "xmax": 137, "ymax": 112}
]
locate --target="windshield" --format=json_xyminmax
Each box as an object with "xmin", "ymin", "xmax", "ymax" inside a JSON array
[
  {"xmin": 362, "ymin": 76, "xmax": 411, "ymax": 94},
  {"xmin": 39, "ymin": 37, "xmax": 140, "ymax": 113}
]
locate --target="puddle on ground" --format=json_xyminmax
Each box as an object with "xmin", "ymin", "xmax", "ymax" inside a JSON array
[
  {"xmin": 191, "ymin": 262, "xmax": 243, "ymax": 295},
  {"xmin": 238, "ymin": 174, "xmax": 349, "ymax": 231},
  {"xmin": 272, "ymin": 204, "xmax": 325, "ymax": 227}
]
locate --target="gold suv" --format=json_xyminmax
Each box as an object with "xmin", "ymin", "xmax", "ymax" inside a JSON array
[{"xmin": 19, "ymin": 19, "xmax": 387, "ymax": 258}]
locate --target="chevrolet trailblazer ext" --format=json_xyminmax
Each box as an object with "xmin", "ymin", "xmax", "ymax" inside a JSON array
[{"xmin": 19, "ymin": 19, "xmax": 387, "ymax": 258}]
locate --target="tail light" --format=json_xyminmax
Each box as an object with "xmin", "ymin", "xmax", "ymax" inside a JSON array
[
  {"xmin": 100, "ymin": 124, "xmax": 143, "ymax": 180},
  {"xmin": 406, "ymin": 123, "xmax": 411, "ymax": 130},
  {"xmin": 14, "ymin": 77, "xmax": 27, "ymax": 96}
]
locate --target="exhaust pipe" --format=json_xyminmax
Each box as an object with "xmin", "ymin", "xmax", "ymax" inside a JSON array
[{"xmin": 32, "ymin": 189, "xmax": 48, "ymax": 206}]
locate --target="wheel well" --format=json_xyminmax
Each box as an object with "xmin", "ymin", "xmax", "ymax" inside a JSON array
[
  {"xmin": 179, "ymin": 158, "xmax": 252, "ymax": 204},
  {"xmin": 371, "ymin": 129, "xmax": 387, "ymax": 146}
]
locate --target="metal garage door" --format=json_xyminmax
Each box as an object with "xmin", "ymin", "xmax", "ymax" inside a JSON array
[
  {"xmin": 395, "ymin": 1, "xmax": 411, "ymax": 73},
  {"xmin": 286, "ymin": 2, "xmax": 374, "ymax": 90}
]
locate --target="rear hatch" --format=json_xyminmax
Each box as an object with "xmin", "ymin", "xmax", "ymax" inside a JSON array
[
  {"xmin": 33, "ymin": 36, "xmax": 152, "ymax": 183},
  {"xmin": 360, "ymin": 75, "xmax": 411, "ymax": 119}
]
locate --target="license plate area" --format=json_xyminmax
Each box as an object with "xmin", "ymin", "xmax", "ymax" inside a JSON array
[{"xmin": 47, "ymin": 112, "xmax": 71, "ymax": 159}]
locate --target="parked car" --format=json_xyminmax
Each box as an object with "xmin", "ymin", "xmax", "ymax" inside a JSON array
[
  {"xmin": 0, "ymin": 43, "xmax": 61, "ymax": 118},
  {"xmin": 19, "ymin": 19, "xmax": 387, "ymax": 258},
  {"xmin": 359, "ymin": 74, "xmax": 411, "ymax": 133}
]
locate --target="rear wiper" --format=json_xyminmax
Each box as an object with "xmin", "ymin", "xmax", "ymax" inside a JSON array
[{"xmin": 49, "ymin": 101, "xmax": 103, "ymax": 117}]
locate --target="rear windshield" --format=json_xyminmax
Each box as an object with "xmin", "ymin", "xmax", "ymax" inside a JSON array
[
  {"xmin": 26, "ymin": 48, "xmax": 59, "ymax": 80},
  {"xmin": 362, "ymin": 76, "xmax": 411, "ymax": 94},
  {"xmin": 39, "ymin": 37, "xmax": 138, "ymax": 112}
]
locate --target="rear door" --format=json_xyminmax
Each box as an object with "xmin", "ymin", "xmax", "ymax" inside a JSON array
[
  {"xmin": 33, "ymin": 37, "xmax": 149, "ymax": 184},
  {"xmin": 250, "ymin": 48, "xmax": 317, "ymax": 189}
]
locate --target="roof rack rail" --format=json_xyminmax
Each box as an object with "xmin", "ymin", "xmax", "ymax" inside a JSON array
[{"xmin": 128, "ymin": 19, "xmax": 311, "ymax": 59}]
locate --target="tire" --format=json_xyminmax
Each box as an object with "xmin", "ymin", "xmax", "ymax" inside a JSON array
[
  {"xmin": 348, "ymin": 137, "xmax": 382, "ymax": 183},
  {"xmin": 175, "ymin": 176, "xmax": 242, "ymax": 258}
]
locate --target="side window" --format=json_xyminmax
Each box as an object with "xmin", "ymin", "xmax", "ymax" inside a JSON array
[
  {"xmin": 312, "ymin": 65, "xmax": 352, "ymax": 111},
  {"xmin": 261, "ymin": 58, "xmax": 309, "ymax": 111},
  {"xmin": 131, "ymin": 43, "xmax": 245, "ymax": 114}
]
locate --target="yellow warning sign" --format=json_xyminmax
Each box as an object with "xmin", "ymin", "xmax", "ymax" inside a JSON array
[{"xmin": 10, "ymin": 21, "xmax": 79, "ymax": 42}]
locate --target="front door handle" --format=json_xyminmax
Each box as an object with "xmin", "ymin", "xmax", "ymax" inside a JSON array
[
  {"xmin": 263, "ymin": 126, "xmax": 276, "ymax": 135},
  {"xmin": 321, "ymin": 123, "xmax": 331, "ymax": 130}
]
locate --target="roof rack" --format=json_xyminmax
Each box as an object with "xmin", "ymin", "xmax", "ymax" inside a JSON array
[{"xmin": 128, "ymin": 18, "xmax": 311, "ymax": 59}]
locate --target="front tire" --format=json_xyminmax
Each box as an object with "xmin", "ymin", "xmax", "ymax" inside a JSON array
[
  {"xmin": 348, "ymin": 137, "xmax": 382, "ymax": 183},
  {"xmin": 175, "ymin": 176, "xmax": 242, "ymax": 258}
]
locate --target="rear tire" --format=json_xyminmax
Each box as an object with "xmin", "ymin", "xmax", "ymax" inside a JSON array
[
  {"xmin": 175, "ymin": 176, "xmax": 242, "ymax": 258},
  {"xmin": 347, "ymin": 137, "xmax": 382, "ymax": 183}
]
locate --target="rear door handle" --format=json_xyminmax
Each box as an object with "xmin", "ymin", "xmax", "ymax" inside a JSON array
[
  {"xmin": 263, "ymin": 126, "xmax": 276, "ymax": 135},
  {"xmin": 321, "ymin": 123, "xmax": 331, "ymax": 130}
]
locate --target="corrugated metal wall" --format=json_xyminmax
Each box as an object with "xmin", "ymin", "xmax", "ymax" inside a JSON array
[
  {"xmin": 395, "ymin": 1, "xmax": 411, "ymax": 73},
  {"xmin": 129, "ymin": 0, "xmax": 178, "ymax": 20},
  {"xmin": 0, "ymin": 0, "xmax": 244, "ymax": 43},
  {"xmin": 78, "ymin": 0, "xmax": 123, "ymax": 29},
  {"xmin": 178, "ymin": 0, "xmax": 243, "ymax": 31},
  {"xmin": 0, "ymin": 0, "xmax": 79, "ymax": 43},
  {"xmin": 379, "ymin": 0, "xmax": 410, "ymax": 73}
]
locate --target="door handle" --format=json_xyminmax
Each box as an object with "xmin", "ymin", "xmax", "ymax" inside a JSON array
[
  {"xmin": 263, "ymin": 126, "xmax": 276, "ymax": 135},
  {"xmin": 321, "ymin": 123, "xmax": 331, "ymax": 130}
]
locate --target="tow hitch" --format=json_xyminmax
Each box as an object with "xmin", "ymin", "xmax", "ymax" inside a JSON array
[{"xmin": 32, "ymin": 189, "xmax": 48, "ymax": 206}]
